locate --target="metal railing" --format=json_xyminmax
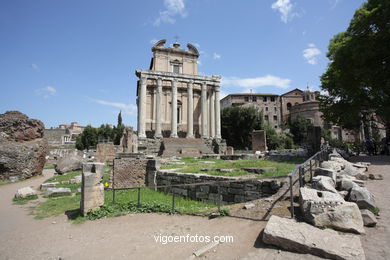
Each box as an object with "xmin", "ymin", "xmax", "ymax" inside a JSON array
[
  {"xmin": 108, "ymin": 148, "xmax": 330, "ymax": 217},
  {"xmin": 287, "ymin": 148, "xmax": 329, "ymax": 218}
]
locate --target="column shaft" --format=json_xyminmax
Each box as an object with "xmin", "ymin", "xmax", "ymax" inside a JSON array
[
  {"xmin": 215, "ymin": 86, "xmax": 221, "ymax": 139},
  {"xmin": 170, "ymin": 80, "xmax": 178, "ymax": 138},
  {"xmin": 155, "ymin": 78, "xmax": 163, "ymax": 138},
  {"xmin": 201, "ymin": 82, "xmax": 208, "ymax": 138},
  {"xmin": 209, "ymin": 89, "xmax": 215, "ymax": 138},
  {"xmin": 138, "ymin": 77, "xmax": 147, "ymax": 138},
  {"xmin": 186, "ymin": 81, "xmax": 194, "ymax": 138}
]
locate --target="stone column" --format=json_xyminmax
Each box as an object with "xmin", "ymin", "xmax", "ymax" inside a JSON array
[
  {"xmin": 155, "ymin": 78, "xmax": 163, "ymax": 138},
  {"xmin": 209, "ymin": 88, "xmax": 215, "ymax": 138},
  {"xmin": 186, "ymin": 81, "xmax": 194, "ymax": 138},
  {"xmin": 215, "ymin": 85, "xmax": 221, "ymax": 139},
  {"xmin": 138, "ymin": 77, "xmax": 147, "ymax": 138},
  {"xmin": 170, "ymin": 79, "xmax": 178, "ymax": 138},
  {"xmin": 201, "ymin": 82, "xmax": 208, "ymax": 138}
]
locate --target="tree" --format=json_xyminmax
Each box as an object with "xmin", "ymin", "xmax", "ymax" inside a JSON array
[
  {"xmin": 221, "ymin": 106, "xmax": 263, "ymax": 149},
  {"xmin": 320, "ymin": 0, "xmax": 390, "ymax": 136},
  {"xmin": 288, "ymin": 116, "xmax": 314, "ymax": 145},
  {"xmin": 75, "ymin": 125, "xmax": 97, "ymax": 150},
  {"xmin": 114, "ymin": 111, "xmax": 124, "ymax": 145}
]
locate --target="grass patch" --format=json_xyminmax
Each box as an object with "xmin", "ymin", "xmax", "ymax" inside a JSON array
[
  {"xmin": 103, "ymin": 189, "xmax": 215, "ymax": 216},
  {"xmin": 44, "ymin": 164, "xmax": 55, "ymax": 169},
  {"xmin": 32, "ymin": 194, "xmax": 81, "ymax": 219},
  {"xmin": 369, "ymin": 207, "xmax": 380, "ymax": 216},
  {"xmin": 162, "ymin": 158, "xmax": 297, "ymax": 177},
  {"xmin": 0, "ymin": 180, "xmax": 9, "ymax": 186},
  {"xmin": 13, "ymin": 195, "xmax": 38, "ymax": 205},
  {"xmin": 44, "ymin": 170, "xmax": 81, "ymax": 183}
]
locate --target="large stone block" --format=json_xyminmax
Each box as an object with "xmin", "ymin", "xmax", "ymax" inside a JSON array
[
  {"xmin": 299, "ymin": 187, "xmax": 364, "ymax": 234},
  {"xmin": 263, "ymin": 215, "xmax": 366, "ymax": 260},
  {"xmin": 349, "ymin": 185, "xmax": 376, "ymax": 210},
  {"xmin": 314, "ymin": 167, "xmax": 337, "ymax": 182},
  {"xmin": 15, "ymin": 186, "xmax": 37, "ymax": 199},
  {"xmin": 55, "ymin": 154, "xmax": 82, "ymax": 174},
  {"xmin": 80, "ymin": 162, "xmax": 105, "ymax": 216},
  {"xmin": 321, "ymin": 161, "xmax": 343, "ymax": 172},
  {"xmin": 311, "ymin": 175, "xmax": 337, "ymax": 193}
]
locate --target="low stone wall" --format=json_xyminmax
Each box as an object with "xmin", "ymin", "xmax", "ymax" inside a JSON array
[{"xmin": 150, "ymin": 170, "xmax": 283, "ymax": 204}]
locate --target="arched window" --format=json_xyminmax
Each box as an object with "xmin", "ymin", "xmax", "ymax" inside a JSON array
[{"xmin": 287, "ymin": 102, "xmax": 292, "ymax": 110}]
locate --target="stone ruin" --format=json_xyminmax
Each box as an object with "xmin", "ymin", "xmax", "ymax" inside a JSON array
[
  {"xmin": 80, "ymin": 162, "xmax": 105, "ymax": 216},
  {"xmin": 262, "ymin": 149, "xmax": 380, "ymax": 259},
  {"xmin": 0, "ymin": 111, "xmax": 48, "ymax": 181}
]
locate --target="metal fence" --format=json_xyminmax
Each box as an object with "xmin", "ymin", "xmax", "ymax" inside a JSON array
[
  {"xmin": 287, "ymin": 148, "xmax": 329, "ymax": 218},
  {"xmin": 108, "ymin": 148, "xmax": 330, "ymax": 217}
]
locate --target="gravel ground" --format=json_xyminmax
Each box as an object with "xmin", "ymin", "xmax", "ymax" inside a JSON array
[{"xmin": 1, "ymin": 156, "xmax": 389, "ymax": 260}]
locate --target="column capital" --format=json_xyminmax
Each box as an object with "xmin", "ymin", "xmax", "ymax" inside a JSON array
[
  {"xmin": 140, "ymin": 76, "xmax": 147, "ymax": 82},
  {"xmin": 157, "ymin": 77, "xmax": 163, "ymax": 85}
]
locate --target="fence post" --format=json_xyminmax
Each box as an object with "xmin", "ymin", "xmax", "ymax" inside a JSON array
[
  {"xmin": 217, "ymin": 183, "xmax": 221, "ymax": 212},
  {"xmin": 289, "ymin": 175, "xmax": 294, "ymax": 219},
  {"xmin": 298, "ymin": 167, "xmax": 303, "ymax": 187},
  {"xmin": 172, "ymin": 192, "xmax": 175, "ymax": 214},
  {"xmin": 112, "ymin": 163, "xmax": 116, "ymax": 204},
  {"xmin": 137, "ymin": 187, "xmax": 141, "ymax": 207},
  {"xmin": 309, "ymin": 160, "xmax": 313, "ymax": 182}
]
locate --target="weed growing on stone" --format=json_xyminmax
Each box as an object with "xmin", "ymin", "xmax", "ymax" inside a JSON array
[{"xmin": 13, "ymin": 195, "xmax": 38, "ymax": 205}]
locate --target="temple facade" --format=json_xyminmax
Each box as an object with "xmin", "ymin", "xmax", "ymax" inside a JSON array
[{"xmin": 135, "ymin": 40, "xmax": 221, "ymax": 139}]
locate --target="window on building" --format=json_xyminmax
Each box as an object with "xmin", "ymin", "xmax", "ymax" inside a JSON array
[
  {"xmin": 252, "ymin": 96, "xmax": 257, "ymax": 102},
  {"xmin": 265, "ymin": 107, "xmax": 268, "ymax": 111},
  {"xmin": 287, "ymin": 103, "xmax": 292, "ymax": 110},
  {"xmin": 274, "ymin": 125, "xmax": 278, "ymax": 129},
  {"xmin": 274, "ymin": 115, "xmax": 278, "ymax": 121},
  {"xmin": 263, "ymin": 96, "xmax": 267, "ymax": 102},
  {"xmin": 244, "ymin": 96, "xmax": 249, "ymax": 102},
  {"xmin": 274, "ymin": 107, "xmax": 277, "ymax": 112},
  {"xmin": 173, "ymin": 64, "xmax": 180, "ymax": 74},
  {"xmin": 264, "ymin": 115, "xmax": 269, "ymax": 121},
  {"xmin": 271, "ymin": 97, "xmax": 275, "ymax": 102}
]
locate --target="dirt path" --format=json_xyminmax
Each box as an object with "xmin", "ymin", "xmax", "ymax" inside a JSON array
[
  {"xmin": 0, "ymin": 170, "xmax": 265, "ymax": 260},
  {"xmin": 1, "ymin": 156, "xmax": 389, "ymax": 260},
  {"xmin": 350, "ymin": 155, "xmax": 390, "ymax": 260}
]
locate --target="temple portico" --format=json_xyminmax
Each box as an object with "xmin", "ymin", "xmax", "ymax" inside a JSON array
[{"xmin": 135, "ymin": 40, "xmax": 221, "ymax": 140}]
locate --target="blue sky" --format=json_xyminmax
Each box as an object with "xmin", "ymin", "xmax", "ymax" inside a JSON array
[{"xmin": 0, "ymin": 0, "xmax": 365, "ymax": 129}]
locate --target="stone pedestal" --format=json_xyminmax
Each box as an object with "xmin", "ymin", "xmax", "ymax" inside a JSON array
[
  {"xmin": 80, "ymin": 162, "xmax": 105, "ymax": 216},
  {"xmin": 252, "ymin": 130, "xmax": 267, "ymax": 152}
]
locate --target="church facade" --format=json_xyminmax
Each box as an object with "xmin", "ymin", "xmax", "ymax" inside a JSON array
[{"xmin": 135, "ymin": 40, "xmax": 221, "ymax": 140}]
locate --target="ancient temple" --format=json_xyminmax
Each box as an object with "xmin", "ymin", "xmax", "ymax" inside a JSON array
[{"xmin": 135, "ymin": 40, "xmax": 221, "ymax": 140}]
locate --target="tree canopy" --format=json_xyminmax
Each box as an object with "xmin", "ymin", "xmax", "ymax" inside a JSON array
[
  {"xmin": 320, "ymin": 0, "xmax": 390, "ymax": 134},
  {"xmin": 221, "ymin": 106, "xmax": 263, "ymax": 149}
]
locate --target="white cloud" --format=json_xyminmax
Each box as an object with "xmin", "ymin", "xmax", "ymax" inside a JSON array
[
  {"xmin": 154, "ymin": 0, "xmax": 187, "ymax": 26},
  {"xmin": 222, "ymin": 75, "xmax": 291, "ymax": 89},
  {"xmin": 303, "ymin": 43, "xmax": 321, "ymax": 65},
  {"xmin": 91, "ymin": 98, "xmax": 137, "ymax": 116},
  {"xmin": 35, "ymin": 86, "xmax": 56, "ymax": 99},
  {"xmin": 213, "ymin": 53, "xmax": 221, "ymax": 59},
  {"xmin": 330, "ymin": 0, "xmax": 342, "ymax": 9},
  {"xmin": 31, "ymin": 63, "xmax": 39, "ymax": 70},
  {"xmin": 271, "ymin": 0, "xmax": 297, "ymax": 23},
  {"xmin": 197, "ymin": 60, "xmax": 202, "ymax": 66}
]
